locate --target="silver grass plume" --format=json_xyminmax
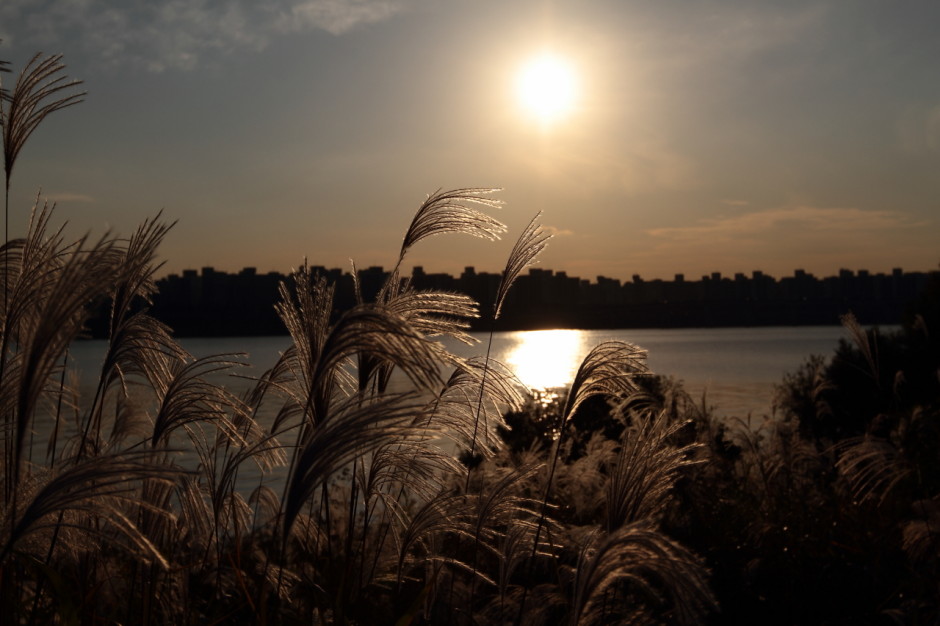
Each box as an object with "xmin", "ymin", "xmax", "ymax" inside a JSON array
[
  {"xmin": 282, "ymin": 391, "xmax": 428, "ymax": 537},
  {"xmin": 494, "ymin": 518, "xmax": 544, "ymax": 606},
  {"xmin": 462, "ymin": 464, "xmax": 551, "ymax": 612},
  {"xmin": 562, "ymin": 341, "xmax": 648, "ymax": 424},
  {"xmin": 395, "ymin": 466, "xmax": 549, "ymax": 598},
  {"xmin": 466, "ymin": 213, "xmax": 550, "ymax": 475},
  {"xmin": 397, "ymin": 188, "xmax": 505, "ymax": 269},
  {"xmin": 0, "ymin": 46, "xmax": 8, "ymax": 79},
  {"xmin": 520, "ymin": 341, "xmax": 649, "ymax": 620},
  {"xmin": 353, "ymin": 436, "xmax": 466, "ymax": 587},
  {"xmin": 98, "ymin": 213, "xmax": 184, "ymax": 397},
  {"xmin": 363, "ymin": 185, "xmax": 504, "ymax": 397},
  {"xmin": 6, "ymin": 215, "xmax": 122, "ymax": 481},
  {"xmin": 396, "ymin": 491, "xmax": 470, "ymax": 586},
  {"xmin": 434, "ymin": 357, "xmax": 522, "ymax": 452},
  {"xmin": 274, "ymin": 268, "xmax": 347, "ymax": 429},
  {"xmin": 554, "ymin": 433, "xmax": 619, "ymax": 522},
  {"xmin": 240, "ymin": 346, "xmax": 300, "ymax": 415},
  {"xmin": 150, "ymin": 353, "xmax": 249, "ymax": 448},
  {"xmin": 385, "ymin": 288, "xmax": 480, "ymax": 345},
  {"xmin": 835, "ymin": 432, "xmax": 911, "ymax": 506},
  {"xmin": 111, "ymin": 213, "xmax": 175, "ymax": 319},
  {"xmin": 176, "ymin": 476, "xmax": 215, "ymax": 554},
  {"xmin": 0, "ymin": 201, "xmax": 70, "ymax": 344},
  {"xmin": 0, "ymin": 451, "xmax": 182, "ymax": 568},
  {"xmin": 275, "ymin": 270, "xmax": 335, "ymax": 388},
  {"xmin": 1, "ymin": 53, "xmax": 85, "ymax": 190},
  {"xmin": 83, "ymin": 214, "xmax": 186, "ymax": 461},
  {"xmin": 571, "ymin": 523, "xmax": 717, "ymax": 626},
  {"xmin": 606, "ymin": 409, "xmax": 702, "ymax": 531},
  {"xmin": 1, "ymin": 53, "xmax": 84, "ymax": 281},
  {"xmin": 901, "ymin": 499, "xmax": 940, "ymax": 566},
  {"xmin": 360, "ymin": 436, "xmax": 464, "ymax": 508},
  {"xmin": 330, "ymin": 302, "xmax": 444, "ymax": 395},
  {"xmin": 493, "ymin": 212, "xmax": 551, "ymax": 320},
  {"xmin": 277, "ymin": 282, "xmax": 445, "ymax": 428},
  {"xmin": 356, "ymin": 361, "xmax": 523, "ymax": 587},
  {"xmin": 840, "ymin": 312, "xmax": 880, "ymax": 385},
  {"xmin": 470, "ymin": 463, "xmax": 546, "ymax": 548},
  {"xmin": 357, "ymin": 280, "xmax": 479, "ymax": 395}
]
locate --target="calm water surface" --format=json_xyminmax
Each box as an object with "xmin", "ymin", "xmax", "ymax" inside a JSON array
[
  {"xmin": 50, "ymin": 326, "xmax": 870, "ymax": 491},
  {"xmin": 68, "ymin": 325, "xmax": 870, "ymax": 418},
  {"xmin": 448, "ymin": 326, "xmax": 859, "ymax": 418}
]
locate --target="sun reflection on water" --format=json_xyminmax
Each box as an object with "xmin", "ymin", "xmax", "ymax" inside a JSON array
[{"xmin": 505, "ymin": 329, "xmax": 584, "ymax": 393}]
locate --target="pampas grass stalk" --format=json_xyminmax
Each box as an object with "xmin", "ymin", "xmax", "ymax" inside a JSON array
[
  {"xmin": 1, "ymin": 58, "xmax": 84, "ymax": 448},
  {"xmin": 0, "ymin": 105, "xmax": 726, "ymax": 623},
  {"xmin": 467, "ymin": 212, "xmax": 551, "ymax": 490},
  {"xmin": 570, "ymin": 523, "xmax": 716, "ymax": 625},
  {"xmin": 395, "ymin": 188, "xmax": 505, "ymax": 274},
  {"xmin": 605, "ymin": 409, "xmax": 701, "ymax": 532},
  {"xmin": 1, "ymin": 52, "xmax": 84, "ymax": 250},
  {"xmin": 516, "ymin": 341, "xmax": 647, "ymax": 623}
]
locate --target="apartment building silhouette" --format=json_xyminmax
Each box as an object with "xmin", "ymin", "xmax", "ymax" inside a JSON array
[{"xmin": 147, "ymin": 265, "xmax": 936, "ymax": 336}]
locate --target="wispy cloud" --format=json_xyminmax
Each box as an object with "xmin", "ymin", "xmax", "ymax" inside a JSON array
[
  {"xmin": 632, "ymin": 3, "xmax": 828, "ymax": 73},
  {"xmin": 544, "ymin": 225, "xmax": 574, "ymax": 237},
  {"xmin": 0, "ymin": 0, "xmax": 414, "ymax": 72},
  {"xmin": 897, "ymin": 103, "xmax": 940, "ymax": 154},
  {"xmin": 46, "ymin": 192, "xmax": 96, "ymax": 204},
  {"xmin": 275, "ymin": 0, "xmax": 402, "ymax": 36},
  {"xmin": 636, "ymin": 205, "xmax": 933, "ymax": 276},
  {"xmin": 512, "ymin": 141, "xmax": 699, "ymax": 196},
  {"xmin": 648, "ymin": 206, "xmax": 924, "ymax": 243}
]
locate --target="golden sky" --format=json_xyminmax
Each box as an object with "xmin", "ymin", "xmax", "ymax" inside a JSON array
[{"xmin": 2, "ymin": 0, "xmax": 938, "ymax": 281}]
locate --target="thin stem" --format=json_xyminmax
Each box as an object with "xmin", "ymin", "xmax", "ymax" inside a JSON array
[
  {"xmin": 515, "ymin": 410, "xmax": 567, "ymax": 625},
  {"xmin": 465, "ymin": 321, "xmax": 496, "ymax": 493}
]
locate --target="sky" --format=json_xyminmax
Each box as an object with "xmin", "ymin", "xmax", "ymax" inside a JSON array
[{"xmin": 1, "ymin": 0, "xmax": 939, "ymax": 283}]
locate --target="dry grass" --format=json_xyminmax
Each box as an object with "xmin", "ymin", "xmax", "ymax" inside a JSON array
[
  {"xmin": 0, "ymin": 50, "xmax": 716, "ymax": 624},
  {"xmin": 0, "ymin": 194, "xmax": 714, "ymax": 623}
]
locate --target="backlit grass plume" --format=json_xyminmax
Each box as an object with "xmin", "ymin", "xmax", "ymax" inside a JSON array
[
  {"xmin": 1, "ymin": 53, "xmax": 84, "ymax": 188},
  {"xmin": 466, "ymin": 212, "xmax": 551, "ymax": 477},
  {"xmin": 396, "ymin": 187, "xmax": 505, "ymax": 271},
  {"xmin": 1, "ymin": 53, "xmax": 85, "ymax": 249},
  {"xmin": 571, "ymin": 523, "xmax": 716, "ymax": 626},
  {"xmin": 493, "ymin": 211, "xmax": 551, "ymax": 320}
]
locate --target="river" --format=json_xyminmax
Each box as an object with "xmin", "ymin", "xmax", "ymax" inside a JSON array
[{"xmin": 67, "ymin": 324, "xmax": 874, "ymax": 419}]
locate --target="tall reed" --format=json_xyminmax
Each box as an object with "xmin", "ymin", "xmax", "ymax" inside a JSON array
[{"xmin": 1, "ymin": 48, "xmax": 717, "ymax": 623}]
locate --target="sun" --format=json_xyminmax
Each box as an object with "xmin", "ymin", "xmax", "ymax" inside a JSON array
[{"xmin": 515, "ymin": 53, "xmax": 578, "ymax": 125}]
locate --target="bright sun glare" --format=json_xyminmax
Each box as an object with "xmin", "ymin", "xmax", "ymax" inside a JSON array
[
  {"xmin": 515, "ymin": 53, "xmax": 578, "ymax": 125},
  {"xmin": 506, "ymin": 329, "xmax": 584, "ymax": 391}
]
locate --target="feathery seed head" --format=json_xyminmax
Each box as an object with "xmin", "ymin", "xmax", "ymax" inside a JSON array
[
  {"xmin": 494, "ymin": 212, "xmax": 552, "ymax": 320},
  {"xmin": 398, "ymin": 188, "xmax": 506, "ymax": 267},
  {"xmin": 1, "ymin": 53, "xmax": 85, "ymax": 186}
]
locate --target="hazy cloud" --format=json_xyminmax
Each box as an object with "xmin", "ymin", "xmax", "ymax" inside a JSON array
[
  {"xmin": 544, "ymin": 225, "xmax": 574, "ymax": 237},
  {"xmin": 628, "ymin": 205, "xmax": 934, "ymax": 278},
  {"xmin": 275, "ymin": 0, "xmax": 402, "ymax": 36},
  {"xmin": 897, "ymin": 104, "xmax": 940, "ymax": 154},
  {"xmin": 521, "ymin": 142, "xmax": 699, "ymax": 196},
  {"xmin": 701, "ymin": 4, "xmax": 827, "ymax": 58},
  {"xmin": 649, "ymin": 206, "xmax": 923, "ymax": 243},
  {"xmin": 46, "ymin": 192, "xmax": 96, "ymax": 204},
  {"xmin": 0, "ymin": 0, "xmax": 413, "ymax": 72},
  {"xmin": 633, "ymin": 3, "xmax": 828, "ymax": 72}
]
